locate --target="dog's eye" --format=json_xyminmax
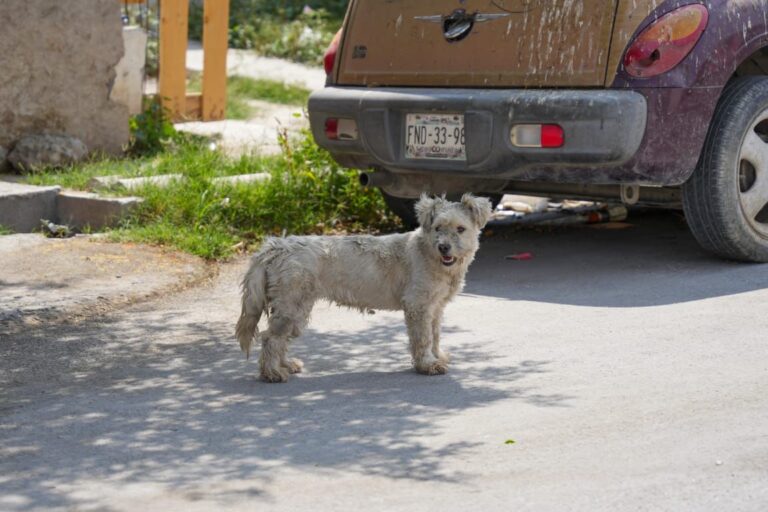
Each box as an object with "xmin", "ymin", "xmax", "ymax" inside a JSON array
[
  {"xmin": 434, "ymin": 226, "xmax": 440, "ymax": 232},
  {"xmin": 457, "ymin": 226, "xmax": 466, "ymax": 233}
]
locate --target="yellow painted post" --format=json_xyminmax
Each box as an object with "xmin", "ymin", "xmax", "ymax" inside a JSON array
[
  {"xmin": 159, "ymin": 0, "xmax": 189, "ymax": 120},
  {"xmin": 202, "ymin": 0, "xmax": 230, "ymax": 120}
]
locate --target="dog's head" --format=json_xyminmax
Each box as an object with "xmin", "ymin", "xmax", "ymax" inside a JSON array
[{"xmin": 415, "ymin": 194, "xmax": 493, "ymax": 269}]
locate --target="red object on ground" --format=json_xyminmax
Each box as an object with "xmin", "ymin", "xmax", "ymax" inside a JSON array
[{"xmin": 506, "ymin": 252, "xmax": 533, "ymax": 261}]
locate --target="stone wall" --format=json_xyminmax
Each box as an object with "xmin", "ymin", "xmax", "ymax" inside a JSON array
[{"xmin": 0, "ymin": 0, "xmax": 128, "ymax": 155}]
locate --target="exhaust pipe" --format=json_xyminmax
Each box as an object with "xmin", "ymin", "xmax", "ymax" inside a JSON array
[{"xmin": 359, "ymin": 171, "xmax": 393, "ymax": 188}]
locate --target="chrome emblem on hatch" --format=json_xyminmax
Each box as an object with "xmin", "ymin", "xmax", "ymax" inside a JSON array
[{"xmin": 414, "ymin": 9, "xmax": 509, "ymax": 42}]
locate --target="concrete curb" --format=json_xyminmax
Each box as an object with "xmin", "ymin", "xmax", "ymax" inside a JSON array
[
  {"xmin": 1, "ymin": 172, "xmax": 270, "ymax": 234},
  {"xmin": 0, "ymin": 181, "xmax": 61, "ymax": 232},
  {"xmin": 88, "ymin": 172, "xmax": 270, "ymax": 191},
  {"xmin": 0, "ymin": 177, "xmax": 142, "ymax": 233},
  {"xmin": 57, "ymin": 191, "xmax": 143, "ymax": 230},
  {"xmin": 88, "ymin": 174, "xmax": 184, "ymax": 191}
]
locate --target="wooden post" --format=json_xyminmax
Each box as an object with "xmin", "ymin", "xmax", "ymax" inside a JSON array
[
  {"xmin": 156, "ymin": 0, "xmax": 228, "ymax": 121},
  {"xmin": 159, "ymin": 0, "xmax": 189, "ymax": 120},
  {"xmin": 202, "ymin": 0, "xmax": 230, "ymax": 120}
]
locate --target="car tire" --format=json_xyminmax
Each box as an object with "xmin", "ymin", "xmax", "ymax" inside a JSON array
[
  {"xmin": 682, "ymin": 76, "xmax": 768, "ymax": 262},
  {"xmin": 381, "ymin": 190, "xmax": 501, "ymax": 229}
]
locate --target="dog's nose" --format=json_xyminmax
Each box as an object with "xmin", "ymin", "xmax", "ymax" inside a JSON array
[{"xmin": 438, "ymin": 243, "xmax": 451, "ymax": 255}]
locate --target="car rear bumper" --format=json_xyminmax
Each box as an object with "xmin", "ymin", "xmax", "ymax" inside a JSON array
[{"xmin": 309, "ymin": 86, "xmax": 648, "ymax": 179}]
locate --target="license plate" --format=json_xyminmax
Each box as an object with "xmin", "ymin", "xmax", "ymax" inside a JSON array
[{"xmin": 405, "ymin": 113, "xmax": 465, "ymax": 161}]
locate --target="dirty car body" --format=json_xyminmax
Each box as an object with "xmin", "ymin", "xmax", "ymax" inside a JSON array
[{"xmin": 309, "ymin": 1, "xmax": 768, "ymax": 262}]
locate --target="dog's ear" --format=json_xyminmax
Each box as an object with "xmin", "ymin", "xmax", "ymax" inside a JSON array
[
  {"xmin": 461, "ymin": 193, "xmax": 493, "ymax": 228},
  {"xmin": 415, "ymin": 194, "xmax": 443, "ymax": 229}
]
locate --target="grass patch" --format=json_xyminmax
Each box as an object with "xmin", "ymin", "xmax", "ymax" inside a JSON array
[
  {"xmin": 187, "ymin": 75, "xmax": 311, "ymax": 120},
  {"xmin": 228, "ymin": 76, "xmax": 311, "ymax": 106},
  {"xmin": 0, "ymin": 224, "xmax": 14, "ymax": 235},
  {"xmin": 26, "ymin": 130, "xmax": 399, "ymax": 260},
  {"xmin": 112, "ymin": 131, "xmax": 399, "ymax": 259}
]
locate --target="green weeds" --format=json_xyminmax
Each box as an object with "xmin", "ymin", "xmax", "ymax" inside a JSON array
[
  {"xmin": 112, "ymin": 131, "xmax": 398, "ymax": 259},
  {"xmin": 189, "ymin": 1, "xmax": 343, "ymax": 65},
  {"xmin": 26, "ymin": 129, "xmax": 398, "ymax": 260}
]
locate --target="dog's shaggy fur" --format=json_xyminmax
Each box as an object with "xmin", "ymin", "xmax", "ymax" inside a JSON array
[{"xmin": 236, "ymin": 194, "xmax": 493, "ymax": 382}]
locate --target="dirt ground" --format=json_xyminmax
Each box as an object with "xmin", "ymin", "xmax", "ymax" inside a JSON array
[{"xmin": 0, "ymin": 234, "xmax": 211, "ymax": 331}]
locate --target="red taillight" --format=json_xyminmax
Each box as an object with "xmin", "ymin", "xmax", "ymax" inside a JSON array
[
  {"xmin": 540, "ymin": 125, "xmax": 564, "ymax": 148},
  {"xmin": 623, "ymin": 5, "xmax": 709, "ymax": 78},
  {"xmin": 324, "ymin": 29, "xmax": 343, "ymax": 76},
  {"xmin": 325, "ymin": 118, "xmax": 339, "ymax": 139},
  {"xmin": 510, "ymin": 124, "xmax": 564, "ymax": 148},
  {"xmin": 324, "ymin": 118, "xmax": 359, "ymax": 141}
]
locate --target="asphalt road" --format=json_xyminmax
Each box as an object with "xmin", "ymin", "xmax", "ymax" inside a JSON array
[{"xmin": 2, "ymin": 211, "xmax": 767, "ymax": 511}]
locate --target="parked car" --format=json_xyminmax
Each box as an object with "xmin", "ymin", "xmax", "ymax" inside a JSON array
[{"xmin": 309, "ymin": 1, "xmax": 768, "ymax": 262}]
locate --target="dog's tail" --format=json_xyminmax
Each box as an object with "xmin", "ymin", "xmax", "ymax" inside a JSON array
[{"xmin": 236, "ymin": 257, "xmax": 268, "ymax": 359}]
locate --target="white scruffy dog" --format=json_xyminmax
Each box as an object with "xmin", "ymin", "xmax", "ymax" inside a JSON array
[{"xmin": 236, "ymin": 193, "xmax": 493, "ymax": 382}]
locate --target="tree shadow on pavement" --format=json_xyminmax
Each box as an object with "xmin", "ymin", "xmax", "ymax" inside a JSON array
[
  {"xmin": 466, "ymin": 209, "xmax": 768, "ymax": 307},
  {"xmin": 0, "ymin": 310, "xmax": 570, "ymax": 510}
]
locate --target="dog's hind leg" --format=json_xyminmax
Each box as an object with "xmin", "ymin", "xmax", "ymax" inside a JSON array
[
  {"xmin": 259, "ymin": 330, "xmax": 289, "ymax": 382},
  {"xmin": 260, "ymin": 295, "xmax": 313, "ymax": 382},
  {"xmin": 405, "ymin": 305, "xmax": 447, "ymax": 375}
]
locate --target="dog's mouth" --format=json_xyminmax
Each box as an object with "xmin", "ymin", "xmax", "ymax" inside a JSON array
[{"xmin": 440, "ymin": 255, "xmax": 457, "ymax": 266}]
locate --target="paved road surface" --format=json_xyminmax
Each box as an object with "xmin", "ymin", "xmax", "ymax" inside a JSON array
[{"xmin": 2, "ymin": 211, "xmax": 767, "ymax": 511}]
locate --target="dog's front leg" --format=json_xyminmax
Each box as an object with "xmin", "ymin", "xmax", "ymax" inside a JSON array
[
  {"xmin": 431, "ymin": 308, "xmax": 450, "ymax": 365},
  {"xmin": 405, "ymin": 305, "xmax": 448, "ymax": 375}
]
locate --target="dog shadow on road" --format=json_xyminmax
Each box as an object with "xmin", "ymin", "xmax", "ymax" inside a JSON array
[{"xmin": 1, "ymin": 312, "xmax": 571, "ymax": 509}]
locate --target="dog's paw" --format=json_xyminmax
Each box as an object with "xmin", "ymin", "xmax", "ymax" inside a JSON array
[
  {"xmin": 282, "ymin": 358, "xmax": 304, "ymax": 374},
  {"xmin": 434, "ymin": 350, "xmax": 451, "ymax": 364},
  {"xmin": 415, "ymin": 359, "xmax": 448, "ymax": 376},
  {"xmin": 260, "ymin": 367, "xmax": 289, "ymax": 383}
]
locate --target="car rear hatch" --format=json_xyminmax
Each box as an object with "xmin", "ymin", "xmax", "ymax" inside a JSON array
[{"xmin": 336, "ymin": 0, "xmax": 619, "ymax": 88}]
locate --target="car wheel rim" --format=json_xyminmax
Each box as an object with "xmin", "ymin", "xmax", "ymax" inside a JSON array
[{"xmin": 738, "ymin": 109, "xmax": 768, "ymax": 238}]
